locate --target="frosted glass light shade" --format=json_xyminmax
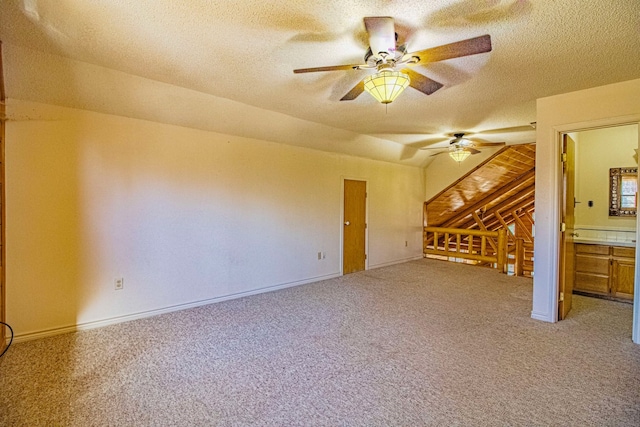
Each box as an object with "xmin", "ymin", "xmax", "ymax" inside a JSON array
[
  {"xmin": 449, "ymin": 147, "xmax": 471, "ymax": 162},
  {"xmin": 363, "ymin": 70, "xmax": 410, "ymax": 104}
]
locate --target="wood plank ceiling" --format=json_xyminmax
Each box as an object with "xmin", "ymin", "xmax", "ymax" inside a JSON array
[{"xmin": 425, "ymin": 144, "xmax": 536, "ymax": 231}]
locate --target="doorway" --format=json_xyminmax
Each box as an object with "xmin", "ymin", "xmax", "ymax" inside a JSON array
[
  {"xmin": 342, "ymin": 179, "xmax": 367, "ymax": 274},
  {"xmin": 560, "ymin": 124, "xmax": 638, "ymax": 320}
]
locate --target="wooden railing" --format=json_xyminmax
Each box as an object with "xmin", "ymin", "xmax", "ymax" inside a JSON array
[
  {"xmin": 424, "ymin": 227, "xmax": 508, "ymax": 273},
  {"xmin": 508, "ymin": 238, "xmax": 534, "ymax": 276},
  {"xmin": 424, "ymin": 226, "xmax": 533, "ymax": 276}
]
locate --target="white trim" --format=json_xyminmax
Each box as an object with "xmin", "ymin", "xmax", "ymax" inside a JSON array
[
  {"xmin": 369, "ymin": 255, "xmax": 424, "ymax": 270},
  {"xmin": 531, "ymin": 311, "xmax": 551, "ymax": 322},
  {"xmin": 634, "ymin": 121, "xmax": 640, "ymax": 344},
  {"xmin": 531, "ymin": 125, "xmax": 562, "ymax": 323},
  {"xmin": 9, "ymin": 272, "xmax": 341, "ymax": 344}
]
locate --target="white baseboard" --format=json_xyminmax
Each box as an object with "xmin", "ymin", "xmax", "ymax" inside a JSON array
[
  {"xmin": 10, "ymin": 272, "xmax": 341, "ymax": 344},
  {"xmin": 368, "ymin": 255, "xmax": 424, "ymax": 270},
  {"xmin": 531, "ymin": 310, "xmax": 554, "ymax": 322}
]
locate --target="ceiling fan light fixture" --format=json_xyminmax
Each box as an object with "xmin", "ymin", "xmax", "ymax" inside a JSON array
[
  {"xmin": 363, "ymin": 70, "xmax": 410, "ymax": 104},
  {"xmin": 449, "ymin": 147, "xmax": 471, "ymax": 163}
]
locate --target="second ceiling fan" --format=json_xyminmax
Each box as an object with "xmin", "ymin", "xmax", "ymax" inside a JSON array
[
  {"xmin": 421, "ymin": 133, "xmax": 506, "ymax": 162},
  {"xmin": 293, "ymin": 17, "xmax": 492, "ymax": 104}
]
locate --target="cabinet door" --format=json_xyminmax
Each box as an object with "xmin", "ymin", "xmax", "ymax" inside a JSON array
[
  {"xmin": 612, "ymin": 259, "xmax": 635, "ymax": 300},
  {"xmin": 574, "ymin": 253, "xmax": 610, "ymax": 295}
]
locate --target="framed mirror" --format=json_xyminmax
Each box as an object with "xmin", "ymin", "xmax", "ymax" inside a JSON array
[{"xmin": 609, "ymin": 167, "xmax": 638, "ymax": 216}]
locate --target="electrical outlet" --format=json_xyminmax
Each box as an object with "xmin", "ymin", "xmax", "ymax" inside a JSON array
[{"xmin": 114, "ymin": 277, "xmax": 124, "ymax": 290}]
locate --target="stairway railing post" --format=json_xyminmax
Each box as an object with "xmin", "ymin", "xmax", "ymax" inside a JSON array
[
  {"xmin": 497, "ymin": 229, "xmax": 507, "ymax": 273},
  {"xmin": 515, "ymin": 238, "xmax": 524, "ymax": 276}
]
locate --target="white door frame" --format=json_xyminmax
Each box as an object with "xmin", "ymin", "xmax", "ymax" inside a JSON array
[{"xmin": 542, "ymin": 117, "xmax": 640, "ymax": 343}]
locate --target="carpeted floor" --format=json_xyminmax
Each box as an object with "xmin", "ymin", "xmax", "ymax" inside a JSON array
[{"xmin": 1, "ymin": 258, "xmax": 639, "ymax": 426}]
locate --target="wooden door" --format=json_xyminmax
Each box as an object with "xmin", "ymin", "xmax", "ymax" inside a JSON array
[
  {"xmin": 0, "ymin": 42, "xmax": 5, "ymax": 349},
  {"xmin": 612, "ymin": 257, "xmax": 635, "ymax": 300},
  {"xmin": 559, "ymin": 134, "xmax": 576, "ymax": 320},
  {"xmin": 343, "ymin": 179, "xmax": 366, "ymax": 274}
]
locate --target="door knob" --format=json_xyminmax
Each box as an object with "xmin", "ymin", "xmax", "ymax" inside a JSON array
[{"xmin": 344, "ymin": 221, "xmax": 350, "ymax": 226}]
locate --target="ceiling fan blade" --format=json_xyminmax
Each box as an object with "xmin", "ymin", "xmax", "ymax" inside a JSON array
[
  {"xmin": 364, "ymin": 17, "xmax": 396, "ymax": 56},
  {"xmin": 401, "ymin": 68, "xmax": 444, "ymax": 95},
  {"xmin": 429, "ymin": 151, "xmax": 447, "ymax": 157},
  {"xmin": 410, "ymin": 34, "xmax": 492, "ymax": 65},
  {"xmin": 467, "ymin": 147, "xmax": 481, "ymax": 154},
  {"xmin": 476, "ymin": 125, "xmax": 536, "ymax": 134},
  {"xmin": 472, "ymin": 141, "xmax": 506, "ymax": 147},
  {"xmin": 294, "ymin": 64, "xmax": 365, "ymax": 73},
  {"xmin": 419, "ymin": 146, "xmax": 448, "ymax": 151},
  {"xmin": 340, "ymin": 80, "xmax": 365, "ymax": 101}
]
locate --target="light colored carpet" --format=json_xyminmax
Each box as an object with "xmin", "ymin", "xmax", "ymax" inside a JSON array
[{"xmin": 1, "ymin": 258, "xmax": 639, "ymax": 426}]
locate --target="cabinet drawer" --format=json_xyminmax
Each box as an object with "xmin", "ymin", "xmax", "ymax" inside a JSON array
[
  {"xmin": 575, "ymin": 254, "xmax": 610, "ymax": 275},
  {"xmin": 574, "ymin": 273, "xmax": 609, "ymax": 294},
  {"xmin": 612, "ymin": 246, "xmax": 635, "ymax": 258},
  {"xmin": 575, "ymin": 244, "xmax": 610, "ymax": 255}
]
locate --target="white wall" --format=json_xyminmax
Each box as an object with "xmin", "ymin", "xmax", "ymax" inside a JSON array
[
  {"xmin": 533, "ymin": 78, "xmax": 640, "ymax": 344},
  {"xmin": 574, "ymin": 125, "xmax": 638, "ymax": 232},
  {"xmin": 6, "ymin": 100, "xmax": 425, "ymax": 340}
]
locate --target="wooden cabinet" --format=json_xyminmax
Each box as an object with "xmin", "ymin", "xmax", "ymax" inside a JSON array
[
  {"xmin": 612, "ymin": 258, "xmax": 635, "ymax": 299},
  {"xmin": 574, "ymin": 243, "xmax": 635, "ymax": 301},
  {"xmin": 575, "ymin": 244, "xmax": 611, "ymax": 296}
]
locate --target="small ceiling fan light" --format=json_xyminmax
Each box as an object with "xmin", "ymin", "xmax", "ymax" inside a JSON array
[
  {"xmin": 449, "ymin": 147, "xmax": 471, "ymax": 163},
  {"xmin": 363, "ymin": 70, "xmax": 410, "ymax": 104}
]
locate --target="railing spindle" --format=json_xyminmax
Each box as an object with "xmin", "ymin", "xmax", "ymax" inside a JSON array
[{"xmin": 515, "ymin": 238, "xmax": 524, "ymax": 276}]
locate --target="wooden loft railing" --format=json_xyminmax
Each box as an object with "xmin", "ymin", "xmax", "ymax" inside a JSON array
[
  {"xmin": 423, "ymin": 144, "xmax": 536, "ymax": 276},
  {"xmin": 511, "ymin": 238, "xmax": 534, "ymax": 276},
  {"xmin": 424, "ymin": 219, "xmax": 534, "ymax": 277},
  {"xmin": 424, "ymin": 227, "xmax": 508, "ymax": 272}
]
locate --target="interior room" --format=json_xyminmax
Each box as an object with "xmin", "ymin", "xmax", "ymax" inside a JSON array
[
  {"xmin": 571, "ymin": 125, "xmax": 638, "ymax": 303},
  {"xmin": 1, "ymin": 1, "xmax": 639, "ymax": 425}
]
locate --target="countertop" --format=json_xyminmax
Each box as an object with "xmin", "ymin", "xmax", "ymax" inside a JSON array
[{"xmin": 573, "ymin": 238, "xmax": 636, "ymax": 248}]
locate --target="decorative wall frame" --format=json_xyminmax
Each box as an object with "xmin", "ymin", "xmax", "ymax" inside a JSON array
[{"xmin": 609, "ymin": 167, "xmax": 637, "ymax": 216}]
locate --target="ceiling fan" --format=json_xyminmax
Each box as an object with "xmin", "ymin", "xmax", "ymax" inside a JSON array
[
  {"xmin": 293, "ymin": 17, "xmax": 492, "ymax": 104},
  {"xmin": 421, "ymin": 133, "xmax": 506, "ymax": 162}
]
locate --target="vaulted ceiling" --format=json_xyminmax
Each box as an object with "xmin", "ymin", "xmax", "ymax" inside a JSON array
[
  {"xmin": 425, "ymin": 143, "xmax": 536, "ymax": 228},
  {"xmin": 1, "ymin": 0, "xmax": 639, "ymax": 166}
]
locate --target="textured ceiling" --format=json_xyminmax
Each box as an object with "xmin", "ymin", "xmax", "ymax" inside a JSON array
[{"xmin": 1, "ymin": 0, "xmax": 639, "ymax": 166}]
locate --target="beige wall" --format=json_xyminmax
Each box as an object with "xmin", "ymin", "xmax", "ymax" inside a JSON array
[
  {"xmin": 574, "ymin": 125, "xmax": 638, "ymax": 231},
  {"xmin": 6, "ymin": 100, "xmax": 425, "ymax": 339}
]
